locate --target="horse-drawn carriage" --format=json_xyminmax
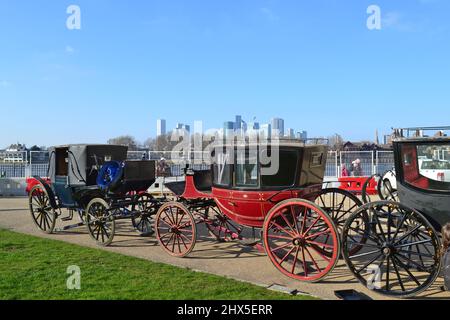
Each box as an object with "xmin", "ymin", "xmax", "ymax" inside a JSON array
[
  {"xmin": 28, "ymin": 144, "xmax": 162, "ymax": 246},
  {"xmin": 156, "ymin": 140, "xmax": 361, "ymax": 282},
  {"xmin": 342, "ymin": 127, "xmax": 450, "ymax": 298}
]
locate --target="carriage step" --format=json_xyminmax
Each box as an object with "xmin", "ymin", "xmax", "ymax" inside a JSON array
[
  {"xmin": 54, "ymin": 223, "xmax": 84, "ymax": 232},
  {"xmin": 60, "ymin": 216, "xmax": 73, "ymax": 222},
  {"xmin": 237, "ymin": 239, "xmax": 260, "ymax": 246}
]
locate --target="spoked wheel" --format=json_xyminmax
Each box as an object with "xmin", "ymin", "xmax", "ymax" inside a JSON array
[
  {"xmin": 131, "ymin": 193, "xmax": 157, "ymax": 236},
  {"xmin": 85, "ymin": 198, "xmax": 115, "ymax": 247},
  {"xmin": 313, "ymin": 188, "xmax": 363, "ymax": 235},
  {"xmin": 378, "ymin": 172, "xmax": 399, "ymax": 202},
  {"xmin": 263, "ymin": 199, "xmax": 340, "ymax": 283},
  {"xmin": 205, "ymin": 205, "xmax": 243, "ymax": 242},
  {"xmin": 28, "ymin": 185, "xmax": 56, "ymax": 234},
  {"xmin": 314, "ymin": 188, "xmax": 368, "ymax": 256},
  {"xmin": 155, "ymin": 202, "xmax": 197, "ymax": 258},
  {"xmin": 361, "ymin": 174, "xmax": 379, "ymax": 204},
  {"xmin": 342, "ymin": 201, "xmax": 441, "ymax": 298}
]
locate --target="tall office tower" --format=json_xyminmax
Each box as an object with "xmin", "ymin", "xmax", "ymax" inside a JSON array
[
  {"xmin": 182, "ymin": 124, "xmax": 190, "ymax": 133},
  {"xmin": 296, "ymin": 130, "xmax": 308, "ymax": 141},
  {"xmin": 156, "ymin": 119, "xmax": 166, "ymax": 137},
  {"xmin": 271, "ymin": 118, "xmax": 285, "ymax": 137},
  {"xmin": 235, "ymin": 115, "xmax": 242, "ymax": 131},
  {"xmin": 287, "ymin": 128, "xmax": 295, "ymax": 139},
  {"xmin": 260, "ymin": 123, "xmax": 272, "ymax": 139},
  {"xmin": 224, "ymin": 121, "xmax": 235, "ymax": 138}
]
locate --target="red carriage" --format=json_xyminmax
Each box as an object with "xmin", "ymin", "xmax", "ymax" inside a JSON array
[{"xmin": 155, "ymin": 140, "xmax": 362, "ymax": 283}]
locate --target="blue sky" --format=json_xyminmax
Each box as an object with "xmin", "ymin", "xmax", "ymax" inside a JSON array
[{"xmin": 0, "ymin": 0, "xmax": 449, "ymax": 147}]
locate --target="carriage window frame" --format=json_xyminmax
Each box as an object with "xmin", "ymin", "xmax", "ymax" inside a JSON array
[
  {"xmin": 260, "ymin": 148, "xmax": 300, "ymax": 189},
  {"xmin": 234, "ymin": 147, "xmax": 260, "ymax": 189},
  {"xmin": 399, "ymin": 142, "xmax": 450, "ymax": 194},
  {"xmin": 212, "ymin": 149, "xmax": 233, "ymax": 188}
]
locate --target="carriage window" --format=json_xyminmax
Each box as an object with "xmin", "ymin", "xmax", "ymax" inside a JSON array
[
  {"xmin": 212, "ymin": 152, "xmax": 232, "ymax": 186},
  {"xmin": 261, "ymin": 150, "xmax": 298, "ymax": 187},
  {"xmin": 235, "ymin": 149, "xmax": 258, "ymax": 187},
  {"xmin": 401, "ymin": 144, "xmax": 450, "ymax": 192}
]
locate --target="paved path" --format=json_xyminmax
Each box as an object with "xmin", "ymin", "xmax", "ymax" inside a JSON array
[{"xmin": 0, "ymin": 197, "xmax": 448, "ymax": 300}]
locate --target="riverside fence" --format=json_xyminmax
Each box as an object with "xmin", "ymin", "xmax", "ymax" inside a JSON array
[{"xmin": 0, "ymin": 150, "xmax": 395, "ymax": 180}]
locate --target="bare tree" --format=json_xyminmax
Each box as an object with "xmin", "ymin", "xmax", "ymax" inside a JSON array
[{"xmin": 107, "ymin": 135, "xmax": 138, "ymax": 151}]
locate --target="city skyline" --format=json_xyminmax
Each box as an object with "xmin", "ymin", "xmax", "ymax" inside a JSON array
[{"xmin": 156, "ymin": 115, "xmax": 309, "ymax": 140}]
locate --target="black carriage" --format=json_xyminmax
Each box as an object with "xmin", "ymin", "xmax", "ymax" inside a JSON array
[
  {"xmin": 28, "ymin": 144, "xmax": 162, "ymax": 246},
  {"xmin": 342, "ymin": 127, "xmax": 450, "ymax": 298}
]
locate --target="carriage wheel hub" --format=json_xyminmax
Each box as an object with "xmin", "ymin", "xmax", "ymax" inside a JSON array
[
  {"xmin": 382, "ymin": 244, "xmax": 395, "ymax": 256},
  {"xmin": 293, "ymin": 237, "xmax": 305, "ymax": 246}
]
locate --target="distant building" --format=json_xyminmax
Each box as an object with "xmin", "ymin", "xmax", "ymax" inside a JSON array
[
  {"xmin": 296, "ymin": 131, "xmax": 308, "ymax": 141},
  {"xmin": 383, "ymin": 134, "xmax": 393, "ymax": 145},
  {"xmin": 156, "ymin": 119, "xmax": 166, "ymax": 137},
  {"xmin": 224, "ymin": 121, "xmax": 235, "ymax": 137},
  {"xmin": 173, "ymin": 123, "xmax": 190, "ymax": 136},
  {"xmin": 271, "ymin": 118, "xmax": 284, "ymax": 137},
  {"xmin": 287, "ymin": 128, "xmax": 295, "ymax": 139},
  {"xmin": 235, "ymin": 115, "xmax": 242, "ymax": 131},
  {"xmin": 260, "ymin": 124, "xmax": 272, "ymax": 139},
  {"xmin": 6, "ymin": 143, "xmax": 26, "ymax": 152}
]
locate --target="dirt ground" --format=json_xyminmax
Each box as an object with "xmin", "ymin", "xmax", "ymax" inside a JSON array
[{"xmin": 0, "ymin": 197, "xmax": 448, "ymax": 300}]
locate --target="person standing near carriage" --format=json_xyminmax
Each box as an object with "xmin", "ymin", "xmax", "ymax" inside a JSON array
[{"xmin": 352, "ymin": 159, "xmax": 363, "ymax": 177}]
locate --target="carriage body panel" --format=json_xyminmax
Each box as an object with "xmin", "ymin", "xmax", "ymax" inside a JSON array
[
  {"xmin": 212, "ymin": 185, "xmax": 322, "ymax": 227},
  {"xmin": 392, "ymin": 133, "xmax": 450, "ymax": 229}
]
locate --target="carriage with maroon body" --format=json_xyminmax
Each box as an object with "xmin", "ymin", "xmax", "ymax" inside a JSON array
[{"xmin": 156, "ymin": 140, "xmax": 362, "ymax": 282}]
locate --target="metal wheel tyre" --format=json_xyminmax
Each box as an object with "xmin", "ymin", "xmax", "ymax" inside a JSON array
[
  {"xmin": 85, "ymin": 198, "xmax": 115, "ymax": 247},
  {"xmin": 205, "ymin": 205, "xmax": 242, "ymax": 242},
  {"xmin": 342, "ymin": 201, "xmax": 441, "ymax": 298},
  {"xmin": 29, "ymin": 185, "xmax": 56, "ymax": 234},
  {"xmin": 131, "ymin": 193, "xmax": 156, "ymax": 236},
  {"xmin": 263, "ymin": 199, "xmax": 341, "ymax": 283},
  {"xmin": 378, "ymin": 177, "xmax": 399, "ymax": 202},
  {"xmin": 314, "ymin": 188, "xmax": 368, "ymax": 256},
  {"xmin": 155, "ymin": 202, "xmax": 197, "ymax": 258}
]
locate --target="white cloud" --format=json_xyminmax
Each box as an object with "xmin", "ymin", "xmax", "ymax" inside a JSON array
[
  {"xmin": 0, "ymin": 80, "xmax": 11, "ymax": 87},
  {"xmin": 382, "ymin": 12, "xmax": 414, "ymax": 32},
  {"xmin": 382, "ymin": 12, "xmax": 401, "ymax": 28},
  {"xmin": 260, "ymin": 8, "xmax": 279, "ymax": 22},
  {"xmin": 65, "ymin": 45, "xmax": 75, "ymax": 54}
]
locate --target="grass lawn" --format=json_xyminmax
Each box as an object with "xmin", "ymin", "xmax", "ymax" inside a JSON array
[{"xmin": 0, "ymin": 229, "xmax": 315, "ymax": 300}]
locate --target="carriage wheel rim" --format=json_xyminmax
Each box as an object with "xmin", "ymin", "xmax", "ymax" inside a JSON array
[
  {"xmin": 264, "ymin": 199, "xmax": 340, "ymax": 283},
  {"xmin": 342, "ymin": 201, "xmax": 441, "ymax": 298},
  {"xmin": 132, "ymin": 194, "xmax": 155, "ymax": 234},
  {"xmin": 29, "ymin": 186, "xmax": 55, "ymax": 233},
  {"xmin": 313, "ymin": 188, "xmax": 366, "ymax": 256},
  {"xmin": 156, "ymin": 203, "xmax": 196, "ymax": 258},
  {"xmin": 86, "ymin": 199, "xmax": 115, "ymax": 246}
]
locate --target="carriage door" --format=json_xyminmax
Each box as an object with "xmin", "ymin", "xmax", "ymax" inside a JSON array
[{"xmin": 229, "ymin": 147, "xmax": 265, "ymax": 227}]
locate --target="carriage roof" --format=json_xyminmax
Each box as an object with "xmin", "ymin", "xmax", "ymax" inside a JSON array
[
  {"xmin": 392, "ymin": 127, "xmax": 450, "ymax": 143},
  {"xmin": 48, "ymin": 144, "xmax": 129, "ymax": 186},
  {"xmin": 213, "ymin": 138, "xmax": 327, "ymax": 149}
]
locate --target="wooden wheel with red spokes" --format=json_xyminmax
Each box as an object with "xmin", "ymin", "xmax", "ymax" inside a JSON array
[
  {"xmin": 155, "ymin": 202, "xmax": 197, "ymax": 258},
  {"xmin": 263, "ymin": 199, "xmax": 340, "ymax": 283}
]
